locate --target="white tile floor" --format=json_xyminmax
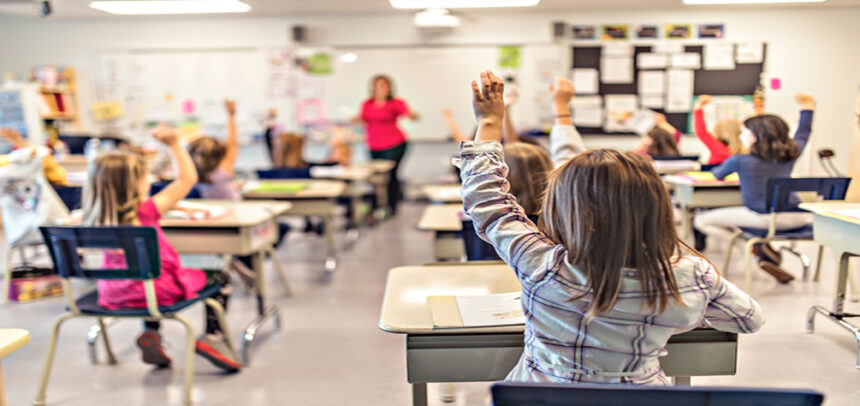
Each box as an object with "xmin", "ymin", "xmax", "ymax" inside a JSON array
[{"xmin": 2, "ymin": 202, "xmax": 860, "ymax": 405}]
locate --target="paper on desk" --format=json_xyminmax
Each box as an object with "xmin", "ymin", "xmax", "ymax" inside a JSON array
[
  {"xmin": 456, "ymin": 292, "xmax": 525, "ymax": 327},
  {"xmin": 670, "ymin": 53, "xmax": 701, "ymax": 69},
  {"xmin": 638, "ymin": 71, "xmax": 665, "ymax": 95},
  {"xmin": 654, "ymin": 42, "xmax": 684, "ymax": 54},
  {"xmin": 637, "ymin": 53, "xmax": 668, "ymax": 69},
  {"xmin": 572, "ymin": 96, "xmax": 603, "ymax": 127},
  {"xmin": 165, "ymin": 202, "xmax": 229, "ymax": 221},
  {"xmin": 736, "ymin": 42, "xmax": 764, "ymax": 63},
  {"xmin": 641, "ymin": 95, "xmax": 665, "ymax": 109},
  {"xmin": 834, "ymin": 208, "xmax": 860, "ymax": 220},
  {"xmin": 665, "ymin": 69, "xmax": 694, "ymax": 113},
  {"xmin": 601, "ymin": 56, "xmax": 634, "ymax": 84},
  {"xmin": 704, "ymin": 43, "xmax": 736, "ymax": 70},
  {"xmin": 604, "ymin": 94, "xmax": 638, "ymax": 132},
  {"xmin": 571, "ymin": 68, "xmax": 599, "ymax": 95}
]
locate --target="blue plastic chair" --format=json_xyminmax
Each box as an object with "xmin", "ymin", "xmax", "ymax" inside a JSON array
[
  {"xmin": 256, "ymin": 167, "xmax": 312, "ymax": 179},
  {"xmin": 53, "ymin": 185, "xmax": 82, "ymax": 211},
  {"xmin": 491, "ymin": 382, "xmax": 824, "ymax": 406},
  {"xmin": 722, "ymin": 177, "xmax": 851, "ymax": 292},
  {"xmin": 34, "ymin": 226, "xmax": 237, "ymax": 406}
]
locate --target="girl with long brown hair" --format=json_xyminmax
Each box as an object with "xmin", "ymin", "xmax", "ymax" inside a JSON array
[{"xmin": 460, "ymin": 70, "xmax": 762, "ymax": 385}]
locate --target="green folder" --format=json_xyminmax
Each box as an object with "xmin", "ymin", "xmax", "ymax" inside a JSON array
[{"xmin": 252, "ymin": 181, "xmax": 309, "ymax": 193}]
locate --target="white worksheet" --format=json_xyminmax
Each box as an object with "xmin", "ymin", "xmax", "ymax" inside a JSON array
[
  {"xmin": 602, "ymin": 42, "xmax": 634, "ymax": 56},
  {"xmin": 654, "ymin": 42, "xmax": 684, "ymax": 54},
  {"xmin": 665, "ymin": 69, "xmax": 695, "ymax": 113},
  {"xmin": 572, "ymin": 96, "xmax": 604, "ymax": 127},
  {"xmin": 571, "ymin": 68, "xmax": 599, "ymax": 94},
  {"xmin": 704, "ymin": 43, "xmax": 736, "ymax": 70},
  {"xmin": 641, "ymin": 95, "xmax": 665, "ymax": 109},
  {"xmin": 604, "ymin": 94, "xmax": 638, "ymax": 132},
  {"xmin": 637, "ymin": 53, "xmax": 668, "ymax": 69},
  {"xmin": 456, "ymin": 292, "xmax": 525, "ymax": 327},
  {"xmin": 736, "ymin": 42, "xmax": 764, "ymax": 63},
  {"xmin": 670, "ymin": 53, "xmax": 701, "ymax": 69},
  {"xmin": 638, "ymin": 71, "xmax": 666, "ymax": 95},
  {"xmin": 601, "ymin": 56, "xmax": 634, "ymax": 84}
]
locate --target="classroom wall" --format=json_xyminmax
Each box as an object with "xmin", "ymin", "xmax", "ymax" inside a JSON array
[{"xmin": 1, "ymin": 6, "xmax": 858, "ymax": 181}]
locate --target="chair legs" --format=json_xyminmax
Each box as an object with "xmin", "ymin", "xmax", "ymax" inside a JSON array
[
  {"xmin": 266, "ymin": 245, "xmax": 293, "ymax": 297},
  {"xmin": 721, "ymin": 230, "xmax": 744, "ymax": 277},
  {"xmin": 780, "ymin": 243, "xmax": 811, "ymax": 281},
  {"xmin": 170, "ymin": 316, "xmax": 197, "ymax": 406},
  {"xmin": 33, "ymin": 313, "xmax": 75, "ymax": 406},
  {"xmin": 1, "ymin": 246, "xmax": 16, "ymax": 306},
  {"xmin": 744, "ymin": 238, "xmax": 765, "ymax": 293},
  {"xmin": 813, "ymin": 245, "xmax": 824, "ymax": 282},
  {"xmin": 203, "ymin": 298, "xmax": 239, "ymax": 361}
]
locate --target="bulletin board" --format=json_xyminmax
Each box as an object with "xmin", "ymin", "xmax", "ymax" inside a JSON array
[{"xmin": 571, "ymin": 43, "xmax": 767, "ymax": 134}]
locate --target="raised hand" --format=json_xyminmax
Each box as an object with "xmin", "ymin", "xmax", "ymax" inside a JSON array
[
  {"xmin": 695, "ymin": 95, "xmax": 712, "ymax": 110},
  {"xmin": 0, "ymin": 128, "xmax": 27, "ymax": 148},
  {"xmin": 152, "ymin": 124, "xmax": 179, "ymax": 147},
  {"xmin": 471, "ymin": 70, "xmax": 506, "ymax": 142},
  {"xmin": 549, "ymin": 77, "xmax": 575, "ymax": 107},
  {"xmin": 795, "ymin": 93, "xmax": 815, "ymax": 110},
  {"xmin": 224, "ymin": 99, "xmax": 237, "ymax": 116}
]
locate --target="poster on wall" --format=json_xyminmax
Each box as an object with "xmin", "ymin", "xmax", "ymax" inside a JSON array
[
  {"xmin": 307, "ymin": 53, "xmax": 332, "ymax": 75},
  {"xmin": 698, "ymin": 24, "xmax": 725, "ymax": 39},
  {"xmin": 0, "ymin": 91, "xmax": 28, "ymax": 138},
  {"xmin": 601, "ymin": 25, "xmax": 630, "ymax": 40},
  {"xmin": 635, "ymin": 25, "xmax": 659, "ymax": 39},
  {"xmin": 664, "ymin": 24, "xmax": 692, "ymax": 40},
  {"xmin": 498, "ymin": 46, "xmax": 522, "ymax": 69},
  {"xmin": 572, "ymin": 25, "xmax": 596, "ymax": 40},
  {"xmin": 266, "ymin": 50, "xmax": 295, "ymax": 98}
]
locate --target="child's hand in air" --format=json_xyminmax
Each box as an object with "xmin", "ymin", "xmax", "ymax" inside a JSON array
[
  {"xmin": 795, "ymin": 93, "xmax": 815, "ymax": 110},
  {"xmin": 471, "ymin": 70, "xmax": 505, "ymax": 142},
  {"xmin": 549, "ymin": 77, "xmax": 575, "ymax": 107},
  {"xmin": 0, "ymin": 128, "xmax": 27, "ymax": 148},
  {"xmin": 694, "ymin": 95, "xmax": 712, "ymax": 110},
  {"xmin": 152, "ymin": 124, "xmax": 179, "ymax": 147},
  {"xmin": 225, "ymin": 99, "xmax": 237, "ymax": 116},
  {"xmin": 654, "ymin": 113, "xmax": 667, "ymax": 125}
]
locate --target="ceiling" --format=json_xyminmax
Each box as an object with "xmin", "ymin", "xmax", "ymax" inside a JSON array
[{"xmin": 1, "ymin": 0, "xmax": 859, "ymax": 19}]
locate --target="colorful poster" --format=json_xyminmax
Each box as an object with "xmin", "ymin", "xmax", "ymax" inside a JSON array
[
  {"xmin": 665, "ymin": 24, "xmax": 692, "ymax": 40},
  {"xmin": 636, "ymin": 25, "xmax": 659, "ymax": 39},
  {"xmin": 572, "ymin": 25, "xmax": 596, "ymax": 40},
  {"xmin": 0, "ymin": 91, "xmax": 28, "ymax": 137},
  {"xmin": 601, "ymin": 25, "xmax": 630, "ymax": 40},
  {"xmin": 498, "ymin": 46, "xmax": 521, "ymax": 69},
  {"xmin": 307, "ymin": 53, "xmax": 332, "ymax": 75},
  {"xmin": 698, "ymin": 24, "xmax": 725, "ymax": 39}
]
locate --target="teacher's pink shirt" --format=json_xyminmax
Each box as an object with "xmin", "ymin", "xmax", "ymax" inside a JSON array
[{"xmin": 361, "ymin": 98, "xmax": 410, "ymax": 151}]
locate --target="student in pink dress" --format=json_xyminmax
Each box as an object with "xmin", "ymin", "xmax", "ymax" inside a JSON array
[{"xmin": 83, "ymin": 124, "xmax": 241, "ymax": 372}]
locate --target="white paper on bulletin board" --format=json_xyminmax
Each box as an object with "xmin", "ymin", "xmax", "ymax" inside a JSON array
[
  {"xmin": 572, "ymin": 96, "xmax": 603, "ymax": 127},
  {"xmin": 571, "ymin": 68, "xmax": 599, "ymax": 95},
  {"xmin": 601, "ymin": 56, "xmax": 634, "ymax": 84},
  {"xmin": 704, "ymin": 43, "xmax": 736, "ymax": 70},
  {"xmin": 604, "ymin": 94, "xmax": 638, "ymax": 132},
  {"xmin": 665, "ymin": 69, "xmax": 694, "ymax": 113}
]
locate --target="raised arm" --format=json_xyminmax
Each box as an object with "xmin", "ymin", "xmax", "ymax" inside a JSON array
[
  {"xmin": 701, "ymin": 261, "xmax": 765, "ymax": 333},
  {"xmin": 219, "ymin": 99, "xmax": 239, "ymax": 176},
  {"xmin": 442, "ymin": 108, "xmax": 469, "ymax": 142},
  {"xmin": 793, "ymin": 93, "xmax": 815, "ymax": 154},
  {"xmin": 462, "ymin": 71, "xmax": 560, "ymax": 286},
  {"xmin": 710, "ymin": 155, "xmax": 739, "ymax": 180},
  {"xmin": 693, "ymin": 96, "xmax": 723, "ymax": 150},
  {"xmin": 548, "ymin": 77, "xmax": 586, "ymax": 167},
  {"xmin": 151, "ymin": 124, "xmax": 198, "ymax": 214}
]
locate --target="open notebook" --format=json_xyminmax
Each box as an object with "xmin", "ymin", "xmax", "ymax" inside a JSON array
[
  {"xmin": 428, "ymin": 292, "xmax": 525, "ymax": 328},
  {"xmin": 163, "ymin": 201, "xmax": 230, "ymax": 221}
]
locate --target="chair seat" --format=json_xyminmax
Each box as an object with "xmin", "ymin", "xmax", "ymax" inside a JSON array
[
  {"xmin": 740, "ymin": 224, "xmax": 814, "ymax": 239},
  {"xmin": 72, "ymin": 284, "xmax": 222, "ymax": 317}
]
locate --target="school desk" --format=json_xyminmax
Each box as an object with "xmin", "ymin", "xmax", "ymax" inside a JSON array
[
  {"xmin": 417, "ymin": 204, "xmax": 464, "ymax": 261},
  {"xmin": 801, "ymin": 201, "xmax": 860, "ymax": 368},
  {"xmin": 662, "ymin": 175, "xmax": 743, "ymax": 240},
  {"xmin": 160, "ymin": 199, "xmax": 292, "ymax": 365},
  {"xmin": 378, "ymin": 263, "xmax": 740, "ymax": 406},
  {"xmin": 310, "ymin": 160, "xmax": 396, "ymax": 225},
  {"xmin": 0, "ymin": 329, "xmax": 29, "ymax": 406},
  {"xmin": 243, "ymin": 179, "xmax": 346, "ymax": 273},
  {"xmin": 55, "ymin": 154, "xmax": 87, "ymax": 172},
  {"xmin": 422, "ymin": 184, "xmax": 462, "ymax": 204}
]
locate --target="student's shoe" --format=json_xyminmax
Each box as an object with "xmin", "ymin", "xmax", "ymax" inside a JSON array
[
  {"xmin": 137, "ymin": 329, "xmax": 172, "ymax": 367},
  {"xmin": 693, "ymin": 229, "xmax": 707, "ymax": 251},
  {"xmin": 758, "ymin": 260, "xmax": 795, "ymax": 284},
  {"xmin": 753, "ymin": 243, "xmax": 782, "ymax": 264},
  {"xmin": 195, "ymin": 334, "xmax": 241, "ymax": 373}
]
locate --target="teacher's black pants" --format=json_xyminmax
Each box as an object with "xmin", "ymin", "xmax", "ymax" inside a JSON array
[{"xmin": 370, "ymin": 142, "xmax": 408, "ymax": 216}]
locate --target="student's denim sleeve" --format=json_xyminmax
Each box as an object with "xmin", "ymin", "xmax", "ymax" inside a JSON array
[
  {"xmin": 549, "ymin": 124, "xmax": 587, "ymax": 168},
  {"xmin": 793, "ymin": 110, "xmax": 814, "ymax": 154},
  {"xmin": 459, "ymin": 140, "xmax": 565, "ymax": 286},
  {"xmin": 700, "ymin": 261, "xmax": 765, "ymax": 333},
  {"xmin": 711, "ymin": 155, "xmax": 739, "ymax": 180}
]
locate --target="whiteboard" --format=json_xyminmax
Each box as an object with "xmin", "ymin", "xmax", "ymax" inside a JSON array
[{"xmin": 322, "ymin": 44, "xmax": 564, "ymax": 141}]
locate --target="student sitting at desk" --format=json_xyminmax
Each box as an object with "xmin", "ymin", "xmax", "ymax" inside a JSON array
[
  {"xmin": 631, "ymin": 114, "xmax": 681, "ymax": 158},
  {"xmin": 460, "ymin": 70, "xmax": 762, "ymax": 385},
  {"xmin": 693, "ymin": 95, "xmax": 744, "ymax": 165},
  {"xmin": 84, "ymin": 124, "xmax": 241, "ymax": 372},
  {"xmin": 0, "ymin": 128, "xmax": 68, "ymax": 186},
  {"xmin": 694, "ymin": 94, "xmax": 816, "ymax": 283}
]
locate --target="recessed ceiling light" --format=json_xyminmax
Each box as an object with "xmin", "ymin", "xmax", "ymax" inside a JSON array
[
  {"xmin": 341, "ymin": 53, "xmax": 358, "ymax": 63},
  {"xmin": 684, "ymin": 0, "xmax": 824, "ymax": 4},
  {"xmin": 390, "ymin": 0, "xmax": 540, "ymax": 9},
  {"xmin": 89, "ymin": 0, "xmax": 252, "ymax": 15}
]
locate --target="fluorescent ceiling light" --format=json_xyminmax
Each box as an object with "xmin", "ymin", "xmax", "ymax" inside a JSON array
[
  {"xmin": 90, "ymin": 0, "xmax": 251, "ymax": 15},
  {"xmin": 684, "ymin": 0, "xmax": 824, "ymax": 4},
  {"xmin": 391, "ymin": 0, "xmax": 540, "ymax": 9},
  {"xmin": 414, "ymin": 8, "xmax": 460, "ymax": 27}
]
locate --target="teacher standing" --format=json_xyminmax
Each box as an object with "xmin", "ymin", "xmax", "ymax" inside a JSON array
[{"xmin": 358, "ymin": 75, "xmax": 419, "ymax": 216}]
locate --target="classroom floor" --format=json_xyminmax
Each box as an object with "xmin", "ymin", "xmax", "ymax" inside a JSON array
[{"xmin": 2, "ymin": 202, "xmax": 860, "ymax": 406}]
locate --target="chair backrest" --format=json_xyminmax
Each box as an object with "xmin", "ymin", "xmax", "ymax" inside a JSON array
[
  {"xmin": 652, "ymin": 154, "xmax": 700, "ymax": 162},
  {"xmin": 149, "ymin": 181, "xmax": 202, "ymax": 199},
  {"xmin": 461, "ymin": 219, "xmax": 501, "ymax": 261},
  {"xmin": 256, "ymin": 167, "xmax": 312, "ymax": 179},
  {"xmin": 54, "ymin": 185, "xmax": 82, "ymax": 211},
  {"xmin": 765, "ymin": 177, "xmax": 852, "ymax": 212},
  {"xmin": 39, "ymin": 226, "xmax": 161, "ymax": 280},
  {"xmin": 491, "ymin": 382, "xmax": 824, "ymax": 406}
]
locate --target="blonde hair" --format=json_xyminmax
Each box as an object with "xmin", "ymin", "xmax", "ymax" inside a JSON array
[
  {"xmin": 82, "ymin": 151, "xmax": 146, "ymax": 226},
  {"xmin": 539, "ymin": 149, "xmax": 684, "ymax": 317},
  {"xmin": 713, "ymin": 119, "xmax": 744, "ymax": 155},
  {"xmin": 188, "ymin": 136, "xmax": 226, "ymax": 183},
  {"xmin": 503, "ymin": 142, "xmax": 552, "ymax": 216}
]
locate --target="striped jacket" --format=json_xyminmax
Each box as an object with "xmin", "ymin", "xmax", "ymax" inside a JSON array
[{"xmin": 459, "ymin": 140, "xmax": 764, "ymax": 385}]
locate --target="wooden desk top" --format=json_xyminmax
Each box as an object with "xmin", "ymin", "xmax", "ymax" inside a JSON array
[
  {"xmin": 800, "ymin": 201, "xmax": 860, "ymax": 226},
  {"xmin": 160, "ymin": 200, "xmax": 291, "ymax": 228},
  {"xmin": 422, "ymin": 184, "xmax": 462, "ymax": 203},
  {"xmin": 379, "ymin": 263, "xmax": 521, "ymax": 334},
  {"xmin": 418, "ymin": 204, "xmax": 464, "ymax": 232},
  {"xmin": 662, "ymin": 174, "xmax": 740, "ymax": 188},
  {"xmin": 0, "ymin": 328, "xmax": 30, "ymax": 359},
  {"xmin": 243, "ymin": 179, "xmax": 346, "ymax": 199}
]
